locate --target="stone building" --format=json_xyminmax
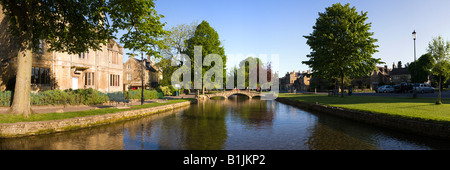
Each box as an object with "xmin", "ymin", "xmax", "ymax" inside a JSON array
[
  {"xmin": 389, "ymin": 63, "xmax": 411, "ymax": 84},
  {"xmin": 0, "ymin": 8, "xmax": 124, "ymax": 93},
  {"xmin": 123, "ymin": 56, "xmax": 161, "ymax": 90},
  {"xmin": 279, "ymin": 70, "xmax": 311, "ymax": 92}
]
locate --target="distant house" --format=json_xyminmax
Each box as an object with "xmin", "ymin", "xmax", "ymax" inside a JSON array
[
  {"xmin": 390, "ymin": 63, "xmax": 411, "ymax": 84},
  {"xmin": 279, "ymin": 70, "xmax": 311, "ymax": 91},
  {"xmin": 368, "ymin": 65, "xmax": 391, "ymax": 89},
  {"xmin": 123, "ymin": 57, "xmax": 161, "ymax": 91}
]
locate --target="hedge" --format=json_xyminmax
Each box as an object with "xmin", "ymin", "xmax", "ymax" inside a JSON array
[
  {"xmin": 0, "ymin": 89, "xmax": 109, "ymax": 106},
  {"xmin": 125, "ymin": 89, "xmax": 164, "ymax": 100}
]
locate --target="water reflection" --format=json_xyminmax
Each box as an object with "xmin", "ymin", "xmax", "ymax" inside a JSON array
[{"xmin": 1, "ymin": 95, "xmax": 450, "ymax": 150}]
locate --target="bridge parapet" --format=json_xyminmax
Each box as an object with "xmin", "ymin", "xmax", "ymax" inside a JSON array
[{"xmin": 198, "ymin": 91, "xmax": 264, "ymax": 100}]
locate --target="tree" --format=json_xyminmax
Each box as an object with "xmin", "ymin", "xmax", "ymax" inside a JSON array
[
  {"xmin": 408, "ymin": 53, "xmax": 434, "ymax": 83},
  {"xmin": 398, "ymin": 61, "xmax": 402, "ymax": 68},
  {"xmin": 157, "ymin": 22, "xmax": 197, "ymax": 86},
  {"xmin": 1, "ymin": 0, "xmax": 112, "ymax": 117},
  {"xmin": 161, "ymin": 22, "xmax": 198, "ymax": 58},
  {"xmin": 1, "ymin": 0, "xmax": 168, "ymax": 116},
  {"xmin": 108, "ymin": 0, "xmax": 167, "ymax": 105},
  {"xmin": 303, "ymin": 3, "xmax": 382, "ymax": 97},
  {"xmin": 183, "ymin": 21, "xmax": 226, "ymax": 93},
  {"xmin": 427, "ymin": 36, "xmax": 450, "ymax": 104}
]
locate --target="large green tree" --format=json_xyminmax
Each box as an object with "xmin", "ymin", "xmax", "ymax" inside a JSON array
[
  {"xmin": 108, "ymin": 0, "xmax": 167, "ymax": 105},
  {"xmin": 303, "ymin": 3, "xmax": 382, "ymax": 97},
  {"xmin": 1, "ymin": 0, "xmax": 167, "ymax": 115},
  {"xmin": 427, "ymin": 36, "xmax": 450, "ymax": 104},
  {"xmin": 1, "ymin": 0, "xmax": 112, "ymax": 117},
  {"xmin": 408, "ymin": 53, "xmax": 434, "ymax": 83},
  {"xmin": 183, "ymin": 21, "xmax": 226, "ymax": 92}
]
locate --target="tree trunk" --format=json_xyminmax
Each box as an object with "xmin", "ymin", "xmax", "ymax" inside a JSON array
[
  {"xmin": 341, "ymin": 73, "xmax": 345, "ymax": 98},
  {"xmin": 141, "ymin": 53, "xmax": 144, "ymax": 105},
  {"xmin": 8, "ymin": 48, "xmax": 34, "ymax": 117},
  {"xmin": 438, "ymin": 76, "xmax": 442, "ymax": 104}
]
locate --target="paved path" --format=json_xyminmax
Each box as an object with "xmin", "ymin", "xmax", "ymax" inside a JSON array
[{"xmin": 0, "ymin": 94, "xmax": 196, "ymax": 115}]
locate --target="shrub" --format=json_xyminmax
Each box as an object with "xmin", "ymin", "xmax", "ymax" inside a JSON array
[
  {"xmin": 159, "ymin": 86, "xmax": 172, "ymax": 96},
  {"xmin": 2, "ymin": 89, "xmax": 110, "ymax": 106},
  {"xmin": 33, "ymin": 89, "xmax": 109, "ymax": 106},
  {"xmin": 125, "ymin": 89, "xmax": 164, "ymax": 100}
]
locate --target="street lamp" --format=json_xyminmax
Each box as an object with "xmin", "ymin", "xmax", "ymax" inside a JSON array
[
  {"xmin": 412, "ymin": 30, "xmax": 416, "ymax": 62},
  {"xmin": 412, "ymin": 30, "xmax": 417, "ymax": 98}
]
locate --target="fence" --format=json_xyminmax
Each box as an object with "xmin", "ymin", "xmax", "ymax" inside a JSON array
[{"xmin": 0, "ymin": 91, "xmax": 12, "ymax": 106}]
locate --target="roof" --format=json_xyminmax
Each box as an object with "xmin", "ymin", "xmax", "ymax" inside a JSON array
[
  {"xmin": 133, "ymin": 58, "xmax": 158, "ymax": 72},
  {"xmin": 390, "ymin": 68, "xmax": 409, "ymax": 75}
]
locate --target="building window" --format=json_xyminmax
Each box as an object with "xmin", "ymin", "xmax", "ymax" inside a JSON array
[
  {"xmin": 127, "ymin": 73, "xmax": 132, "ymax": 81},
  {"xmin": 127, "ymin": 64, "xmax": 131, "ymax": 70},
  {"xmin": 111, "ymin": 52, "xmax": 119, "ymax": 64},
  {"xmin": 110, "ymin": 74, "xmax": 120, "ymax": 87},
  {"xmin": 31, "ymin": 67, "xmax": 50, "ymax": 85},
  {"xmin": 78, "ymin": 52, "xmax": 87, "ymax": 59},
  {"xmin": 38, "ymin": 39, "xmax": 44, "ymax": 53},
  {"xmin": 84, "ymin": 72, "xmax": 95, "ymax": 86}
]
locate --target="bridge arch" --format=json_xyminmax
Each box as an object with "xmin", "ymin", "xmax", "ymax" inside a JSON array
[{"xmin": 200, "ymin": 91, "xmax": 263, "ymax": 100}]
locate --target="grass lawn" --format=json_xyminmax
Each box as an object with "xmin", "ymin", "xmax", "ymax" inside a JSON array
[
  {"xmin": 0, "ymin": 99, "xmax": 192, "ymax": 124},
  {"xmin": 278, "ymin": 93, "xmax": 450, "ymax": 122}
]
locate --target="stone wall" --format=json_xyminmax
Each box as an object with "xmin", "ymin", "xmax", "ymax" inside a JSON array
[
  {"xmin": 276, "ymin": 98, "xmax": 450, "ymax": 140},
  {"xmin": 0, "ymin": 100, "xmax": 194, "ymax": 138}
]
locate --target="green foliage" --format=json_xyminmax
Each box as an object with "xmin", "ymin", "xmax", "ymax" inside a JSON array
[
  {"xmin": 159, "ymin": 86, "xmax": 173, "ymax": 96},
  {"xmin": 156, "ymin": 57, "xmax": 178, "ymax": 86},
  {"xmin": 26, "ymin": 89, "xmax": 109, "ymax": 106},
  {"xmin": 303, "ymin": 3, "xmax": 382, "ymax": 97},
  {"xmin": 108, "ymin": 0, "xmax": 168, "ymax": 58},
  {"xmin": 409, "ymin": 53, "xmax": 434, "ymax": 83},
  {"xmin": 183, "ymin": 21, "xmax": 227, "ymax": 88},
  {"xmin": 427, "ymin": 36, "xmax": 450, "ymax": 103},
  {"xmin": 0, "ymin": 0, "xmax": 112, "ymax": 54},
  {"xmin": 125, "ymin": 89, "xmax": 163, "ymax": 100}
]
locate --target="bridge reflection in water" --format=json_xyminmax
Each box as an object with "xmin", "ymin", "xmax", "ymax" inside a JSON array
[{"xmin": 1, "ymin": 96, "xmax": 449, "ymax": 150}]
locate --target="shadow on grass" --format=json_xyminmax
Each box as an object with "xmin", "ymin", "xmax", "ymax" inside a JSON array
[{"xmin": 279, "ymin": 94, "xmax": 450, "ymax": 105}]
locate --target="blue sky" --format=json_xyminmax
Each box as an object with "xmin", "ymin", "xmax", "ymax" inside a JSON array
[{"xmin": 119, "ymin": 0, "xmax": 450, "ymax": 77}]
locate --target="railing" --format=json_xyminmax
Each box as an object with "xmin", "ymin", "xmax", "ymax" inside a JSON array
[{"xmin": 0, "ymin": 91, "xmax": 12, "ymax": 106}]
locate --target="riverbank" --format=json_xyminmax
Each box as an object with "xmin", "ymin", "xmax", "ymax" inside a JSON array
[
  {"xmin": 276, "ymin": 94, "xmax": 450, "ymax": 140},
  {"xmin": 0, "ymin": 98, "xmax": 195, "ymax": 138}
]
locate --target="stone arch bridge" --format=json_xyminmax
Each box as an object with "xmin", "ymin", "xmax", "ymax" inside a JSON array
[{"xmin": 197, "ymin": 90, "xmax": 264, "ymax": 100}]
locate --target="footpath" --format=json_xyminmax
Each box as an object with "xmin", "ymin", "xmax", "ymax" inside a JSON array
[
  {"xmin": 0, "ymin": 94, "xmax": 196, "ymax": 115},
  {"xmin": 0, "ymin": 94, "xmax": 196, "ymax": 138}
]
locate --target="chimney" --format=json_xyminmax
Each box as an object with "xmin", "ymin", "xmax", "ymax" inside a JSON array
[{"xmin": 307, "ymin": 70, "xmax": 311, "ymax": 74}]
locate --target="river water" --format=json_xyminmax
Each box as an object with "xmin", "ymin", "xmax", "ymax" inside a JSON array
[{"xmin": 1, "ymin": 96, "xmax": 449, "ymax": 150}]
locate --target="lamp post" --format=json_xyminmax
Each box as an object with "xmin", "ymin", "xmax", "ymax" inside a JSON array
[{"xmin": 412, "ymin": 30, "xmax": 417, "ymax": 98}]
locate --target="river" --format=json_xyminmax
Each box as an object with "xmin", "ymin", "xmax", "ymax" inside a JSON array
[{"xmin": 1, "ymin": 96, "xmax": 449, "ymax": 150}]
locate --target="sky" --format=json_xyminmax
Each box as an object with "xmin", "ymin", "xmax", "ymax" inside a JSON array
[{"xmin": 119, "ymin": 0, "xmax": 450, "ymax": 77}]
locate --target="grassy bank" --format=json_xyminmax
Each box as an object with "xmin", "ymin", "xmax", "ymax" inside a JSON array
[
  {"xmin": 278, "ymin": 93, "xmax": 450, "ymax": 122},
  {"xmin": 0, "ymin": 99, "xmax": 192, "ymax": 124}
]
